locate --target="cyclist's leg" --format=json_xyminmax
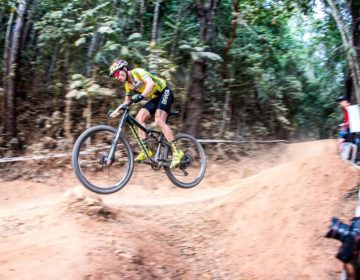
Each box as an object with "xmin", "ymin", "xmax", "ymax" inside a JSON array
[
  {"xmin": 154, "ymin": 87, "xmax": 183, "ymax": 168},
  {"xmin": 154, "ymin": 87, "xmax": 174, "ymax": 142},
  {"xmin": 135, "ymin": 108, "xmax": 151, "ymax": 139},
  {"xmin": 155, "ymin": 109, "xmax": 173, "ymax": 141}
]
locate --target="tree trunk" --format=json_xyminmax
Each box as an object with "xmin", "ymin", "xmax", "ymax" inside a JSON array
[
  {"xmin": 183, "ymin": 60, "xmax": 205, "ymax": 136},
  {"xmin": 86, "ymin": 30, "xmax": 99, "ymax": 77},
  {"xmin": 326, "ymin": 0, "xmax": 360, "ymax": 102},
  {"xmin": 3, "ymin": 11, "xmax": 14, "ymax": 79},
  {"xmin": 64, "ymin": 44, "xmax": 70, "ymax": 69},
  {"xmin": 350, "ymin": 0, "xmax": 360, "ymax": 103},
  {"xmin": 235, "ymin": 94, "xmax": 243, "ymax": 140},
  {"xmin": 170, "ymin": 1, "xmax": 185, "ymax": 57},
  {"xmin": 86, "ymin": 98, "xmax": 92, "ymax": 130},
  {"xmin": 21, "ymin": 0, "xmax": 37, "ymax": 52},
  {"xmin": 220, "ymin": 0, "xmax": 239, "ymax": 135},
  {"xmin": 149, "ymin": 0, "xmax": 161, "ymax": 73},
  {"xmin": 151, "ymin": 0, "xmax": 161, "ymax": 43},
  {"xmin": 31, "ymin": 29, "xmax": 39, "ymax": 66},
  {"xmin": 183, "ymin": 0, "xmax": 221, "ymax": 136},
  {"xmin": 64, "ymin": 99, "xmax": 73, "ymax": 147},
  {"xmin": 4, "ymin": 0, "xmax": 28, "ymax": 140},
  {"xmin": 84, "ymin": 31, "xmax": 99, "ymax": 132},
  {"xmin": 139, "ymin": 0, "xmax": 145, "ymax": 35},
  {"xmin": 2, "ymin": 11, "xmax": 15, "ymax": 134},
  {"xmin": 46, "ymin": 41, "xmax": 60, "ymax": 82},
  {"xmin": 180, "ymin": 63, "xmax": 191, "ymax": 124},
  {"xmin": 352, "ymin": 0, "xmax": 360, "ymax": 59},
  {"xmin": 197, "ymin": 0, "xmax": 220, "ymax": 44}
]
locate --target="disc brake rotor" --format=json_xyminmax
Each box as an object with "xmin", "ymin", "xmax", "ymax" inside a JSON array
[
  {"xmin": 99, "ymin": 153, "xmax": 113, "ymax": 167},
  {"xmin": 180, "ymin": 154, "xmax": 192, "ymax": 170}
]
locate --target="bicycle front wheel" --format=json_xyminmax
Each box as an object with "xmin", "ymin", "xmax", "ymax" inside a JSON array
[
  {"xmin": 72, "ymin": 125, "xmax": 134, "ymax": 194},
  {"xmin": 164, "ymin": 133, "xmax": 207, "ymax": 188}
]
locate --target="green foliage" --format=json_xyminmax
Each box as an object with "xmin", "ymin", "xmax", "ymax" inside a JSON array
[
  {"xmin": 66, "ymin": 74, "xmax": 115, "ymax": 99},
  {"xmin": 190, "ymin": 52, "xmax": 223, "ymax": 62},
  {"xmin": 0, "ymin": 0, "xmax": 351, "ymax": 141},
  {"xmin": 143, "ymin": 41, "xmax": 178, "ymax": 82}
]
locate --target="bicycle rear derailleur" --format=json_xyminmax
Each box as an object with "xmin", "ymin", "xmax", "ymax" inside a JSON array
[{"xmin": 179, "ymin": 154, "xmax": 192, "ymax": 176}]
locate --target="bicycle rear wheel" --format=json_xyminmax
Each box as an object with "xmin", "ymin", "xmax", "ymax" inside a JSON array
[
  {"xmin": 164, "ymin": 133, "xmax": 206, "ymax": 188},
  {"xmin": 72, "ymin": 125, "xmax": 134, "ymax": 194}
]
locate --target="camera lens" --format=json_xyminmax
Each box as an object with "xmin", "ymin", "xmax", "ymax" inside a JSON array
[{"xmin": 325, "ymin": 217, "xmax": 350, "ymax": 241}]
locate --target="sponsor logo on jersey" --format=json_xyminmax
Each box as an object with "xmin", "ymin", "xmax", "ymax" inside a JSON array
[
  {"xmin": 133, "ymin": 79, "xmax": 144, "ymax": 91},
  {"xmin": 161, "ymin": 89, "xmax": 170, "ymax": 105}
]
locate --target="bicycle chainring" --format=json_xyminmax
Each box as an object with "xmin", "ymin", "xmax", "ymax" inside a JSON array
[{"xmin": 151, "ymin": 164, "xmax": 162, "ymax": 171}]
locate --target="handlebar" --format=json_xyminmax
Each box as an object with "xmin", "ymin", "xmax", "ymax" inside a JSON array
[{"xmin": 108, "ymin": 100, "xmax": 134, "ymax": 118}]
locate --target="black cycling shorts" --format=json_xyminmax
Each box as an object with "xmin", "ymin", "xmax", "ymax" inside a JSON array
[{"xmin": 143, "ymin": 86, "xmax": 174, "ymax": 115}]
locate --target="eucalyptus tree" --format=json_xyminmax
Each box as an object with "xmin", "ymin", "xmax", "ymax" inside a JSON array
[
  {"xmin": 183, "ymin": 0, "xmax": 221, "ymax": 137},
  {"xmin": 2, "ymin": 0, "xmax": 29, "ymax": 140},
  {"xmin": 324, "ymin": 0, "xmax": 360, "ymax": 102}
]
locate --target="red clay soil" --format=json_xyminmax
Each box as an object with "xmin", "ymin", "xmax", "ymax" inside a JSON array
[{"xmin": 0, "ymin": 139, "xmax": 359, "ymax": 279}]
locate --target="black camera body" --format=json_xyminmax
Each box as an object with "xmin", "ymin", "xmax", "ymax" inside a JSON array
[{"xmin": 325, "ymin": 217, "xmax": 360, "ymax": 263}]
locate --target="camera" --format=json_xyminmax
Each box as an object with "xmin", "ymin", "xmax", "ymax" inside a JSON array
[
  {"xmin": 326, "ymin": 217, "xmax": 351, "ymax": 241},
  {"xmin": 325, "ymin": 217, "xmax": 360, "ymax": 263}
]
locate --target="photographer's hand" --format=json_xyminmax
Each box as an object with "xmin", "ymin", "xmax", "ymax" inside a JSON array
[{"xmin": 344, "ymin": 263, "xmax": 355, "ymax": 280}]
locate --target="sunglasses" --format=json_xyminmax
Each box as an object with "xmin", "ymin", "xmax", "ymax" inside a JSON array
[{"xmin": 114, "ymin": 70, "xmax": 120, "ymax": 78}]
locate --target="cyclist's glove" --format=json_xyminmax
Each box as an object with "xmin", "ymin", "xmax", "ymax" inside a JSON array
[
  {"xmin": 131, "ymin": 94, "xmax": 144, "ymax": 103},
  {"xmin": 107, "ymin": 110, "xmax": 113, "ymax": 118}
]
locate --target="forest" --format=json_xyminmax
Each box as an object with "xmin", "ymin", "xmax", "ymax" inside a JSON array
[{"xmin": 0, "ymin": 0, "xmax": 359, "ymax": 155}]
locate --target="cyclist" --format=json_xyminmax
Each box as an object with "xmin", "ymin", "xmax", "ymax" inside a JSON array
[{"xmin": 109, "ymin": 59, "xmax": 184, "ymax": 169}]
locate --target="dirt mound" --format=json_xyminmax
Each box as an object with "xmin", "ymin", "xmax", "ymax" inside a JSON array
[
  {"xmin": 63, "ymin": 186, "xmax": 116, "ymax": 220},
  {"xmin": 209, "ymin": 139, "xmax": 359, "ymax": 279},
  {"xmin": 0, "ymin": 139, "xmax": 359, "ymax": 279}
]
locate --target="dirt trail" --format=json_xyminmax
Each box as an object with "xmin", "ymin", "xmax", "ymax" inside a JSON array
[{"xmin": 0, "ymin": 139, "xmax": 359, "ymax": 279}]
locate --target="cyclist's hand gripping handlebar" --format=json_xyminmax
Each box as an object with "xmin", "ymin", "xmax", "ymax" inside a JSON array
[{"xmin": 107, "ymin": 100, "xmax": 134, "ymax": 118}]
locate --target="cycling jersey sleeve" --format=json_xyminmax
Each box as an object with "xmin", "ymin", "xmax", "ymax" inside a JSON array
[{"xmin": 133, "ymin": 68, "xmax": 150, "ymax": 81}]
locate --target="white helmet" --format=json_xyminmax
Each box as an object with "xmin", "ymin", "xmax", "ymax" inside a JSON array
[{"xmin": 109, "ymin": 59, "xmax": 128, "ymax": 77}]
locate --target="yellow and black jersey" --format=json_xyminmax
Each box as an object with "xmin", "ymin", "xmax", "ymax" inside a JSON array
[{"xmin": 124, "ymin": 68, "xmax": 167, "ymax": 99}]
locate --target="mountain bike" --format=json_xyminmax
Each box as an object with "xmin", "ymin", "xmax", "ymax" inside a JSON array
[{"xmin": 71, "ymin": 100, "xmax": 207, "ymax": 194}]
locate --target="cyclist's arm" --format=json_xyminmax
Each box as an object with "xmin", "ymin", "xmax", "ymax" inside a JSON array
[
  {"xmin": 141, "ymin": 77, "xmax": 155, "ymax": 98},
  {"xmin": 124, "ymin": 83, "xmax": 133, "ymax": 103},
  {"xmin": 124, "ymin": 95, "xmax": 131, "ymax": 103},
  {"xmin": 110, "ymin": 94, "xmax": 131, "ymax": 118}
]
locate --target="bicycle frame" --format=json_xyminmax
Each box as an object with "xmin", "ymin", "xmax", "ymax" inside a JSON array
[{"xmin": 107, "ymin": 105, "xmax": 171, "ymax": 167}]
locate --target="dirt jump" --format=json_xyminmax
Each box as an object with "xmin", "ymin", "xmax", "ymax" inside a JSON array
[{"xmin": 0, "ymin": 139, "xmax": 359, "ymax": 279}]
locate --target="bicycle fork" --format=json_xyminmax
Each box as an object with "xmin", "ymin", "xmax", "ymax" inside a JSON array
[{"xmin": 105, "ymin": 113, "xmax": 128, "ymax": 166}]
